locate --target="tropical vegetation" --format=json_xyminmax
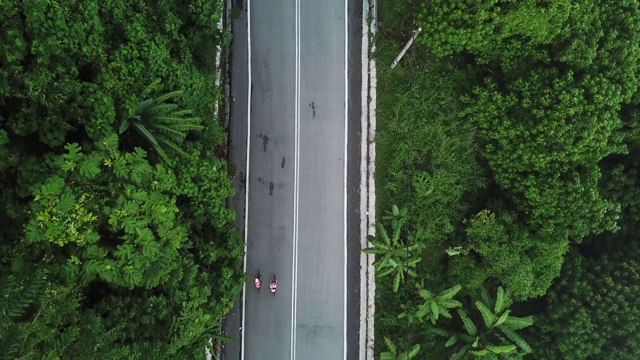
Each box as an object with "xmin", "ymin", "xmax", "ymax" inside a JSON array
[
  {"xmin": 0, "ymin": 1, "xmax": 242, "ymax": 359},
  {"xmin": 373, "ymin": 0, "xmax": 640, "ymax": 358}
]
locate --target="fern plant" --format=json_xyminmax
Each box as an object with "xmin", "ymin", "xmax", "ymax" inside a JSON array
[
  {"xmin": 432, "ymin": 286, "xmax": 533, "ymax": 359},
  {"xmin": 119, "ymin": 79, "xmax": 204, "ymax": 164}
]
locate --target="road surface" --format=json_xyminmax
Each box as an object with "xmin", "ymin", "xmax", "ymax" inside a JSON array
[{"xmin": 224, "ymin": 0, "xmax": 363, "ymax": 359}]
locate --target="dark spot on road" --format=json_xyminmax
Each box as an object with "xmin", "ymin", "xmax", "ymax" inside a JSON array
[
  {"xmin": 256, "ymin": 133, "xmax": 269, "ymax": 152},
  {"xmin": 309, "ymin": 101, "xmax": 316, "ymax": 118},
  {"xmin": 281, "ymin": 157, "xmax": 286, "ymax": 168},
  {"xmin": 258, "ymin": 177, "xmax": 262, "ymax": 183},
  {"xmin": 269, "ymin": 182, "xmax": 274, "ymax": 195}
]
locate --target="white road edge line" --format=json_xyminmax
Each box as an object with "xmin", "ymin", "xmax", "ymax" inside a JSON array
[
  {"xmin": 240, "ymin": 0, "xmax": 252, "ymax": 359},
  {"xmin": 359, "ymin": 0, "xmax": 369, "ymax": 359},
  {"xmin": 290, "ymin": 0, "xmax": 301, "ymax": 358},
  {"xmin": 366, "ymin": 0, "xmax": 378, "ymax": 358},
  {"xmin": 343, "ymin": 0, "xmax": 349, "ymax": 358},
  {"xmin": 360, "ymin": 0, "xmax": 377, "ymax": 359}
]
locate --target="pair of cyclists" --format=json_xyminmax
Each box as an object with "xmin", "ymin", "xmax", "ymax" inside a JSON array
[{"xmin": 254, "ymin": 272, "xmax": 277, "ymax": 294}]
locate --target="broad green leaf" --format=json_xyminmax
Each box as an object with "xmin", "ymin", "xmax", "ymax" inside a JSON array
[
  {"xmin": 499, "ymin": 326, "xmax": 532, "ymax": 353},
  {"xmin": 407, "ymin": 344, "xmax": 420, "ymax": 358},
  {"xmin": 393, "ymin": 272, "xmax": 401, "ymax": 292},
  {"xmin": 119, "ymin": 119, "xmax": 131, "ymax": 134},
  {"xmin": 362, "ymin": 247, "xmax": 388, "ymax": 255},
  {"xmin": 450, "ymin": 345, "xmax": 469, "ymax": 360},
  {"xmin": 503, "ymin": 315, "xmax": 534, "ymax": 330},
  {"xmin": 495, "ymin": 286, "xmax": 505, "ymax": 313},
  {"xmin": 430, "ymin": 327, "xmax": 450, "ymax": 337},
  {"xmin": 438, "ymin": 284, "xmax": 462, "ymax": 300},
  {"xmin": 442, "ymin": 299, "xmax": 463, "ymax": 308},
  {"xmin": 457, "ymin": 308, "xmax": 477, "ymax": 336},
  {"xmin": 445, "ymin": 335, "xmax": 458, "ymax": 348},
  {"xmin": 470, "ymin": 349, "xmax": 489, "ymax": 356},
  {"xmin": 416, "ymin": 303, "xmax": 430, "ymax": 319},
  {"xmin": 377, "ymin": 266, "xmax": 395, "ymax": 278},
  {"xmin": 481, "ymin": 287, "xmax": 492, "ymax": 308},
  {"xmin": 392, "ymin": 226, "xmax": 402, "ymax": 246},
  {"xmin": 476, "ymin": 301, "xmax": 496, "ymax": 328},
  {"xmin": 486, "ymin": 345, "xmax": 516, "ymax": 354},
  {"xmin": 494, "ymin": 310, "xmax": 510, "ymax": 328},
  {"xmin": 380, "ymin": 353, "xmax": 395, "ymax": 360},
  {"xmin": 383, "ymin": 337, "xmax": 396, "ymax": 354},
  {"xmin": 418, "ymin": 289, "xmax": 433, "ymax": 299},
  {"xmin": 378, "ymin": 224, "xmax": 392, "ymax": 246},
  {"xmin": 430, "ymin": 300, "xmax": 440, "ymax": 324}
]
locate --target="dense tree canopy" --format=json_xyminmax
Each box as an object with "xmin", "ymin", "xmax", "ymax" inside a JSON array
[
  {"xmin": 374, "ymin": 0, "xmax": 640, "ymax": 358},
  {"xmin": 529, "ymin": 246, "xmax": 640, "ymax": 359},
  {"xmin": 0, "ymin": 1, "xmax": 243, "ymax": 359}
]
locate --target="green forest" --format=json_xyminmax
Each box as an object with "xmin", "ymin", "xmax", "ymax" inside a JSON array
[
  {"xmin": 0, "ymin": 1, "xmax": 244, "ymax": 359},
  {"xmin": 372, "ymin": 0, "xmax": 640, "ymax": 359}
]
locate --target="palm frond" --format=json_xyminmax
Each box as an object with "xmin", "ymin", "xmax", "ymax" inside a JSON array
[
  {"xmin": 172, "ymin": 109, "xmax": 195, "ymax": 116},
  {"xmin": 131, "ymin": 121, "xmax": 158, "ymax": 146},
  {"xmin": 152, "ymin": 143, "xmax": 171, "ymax": 165},
  {"xmin": 150, "ymin": 116, "xmax": 203, "ymax": 125},
  {"xmin": 144, "ymin": 103, "xmax": 180, "ymax": 114},
  {"xmin": 119, "ymin": 119, "xmax": 131, "ymax": 134},
  {"xmin": 140, "ymin": 78, "xmax": 161, "ymax": 98},
  {"xmin": 153, "ymin": 90, "xmax": 184, "ymax": 103},
  {"xmin": 158, "ymin": 138, "xmax": 189, "ymax": 157}
]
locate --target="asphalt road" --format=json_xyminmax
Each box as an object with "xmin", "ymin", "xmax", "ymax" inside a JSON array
[{"xmin": 225, "ymin": 0, "xmax": 362, "ymax": 359}]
